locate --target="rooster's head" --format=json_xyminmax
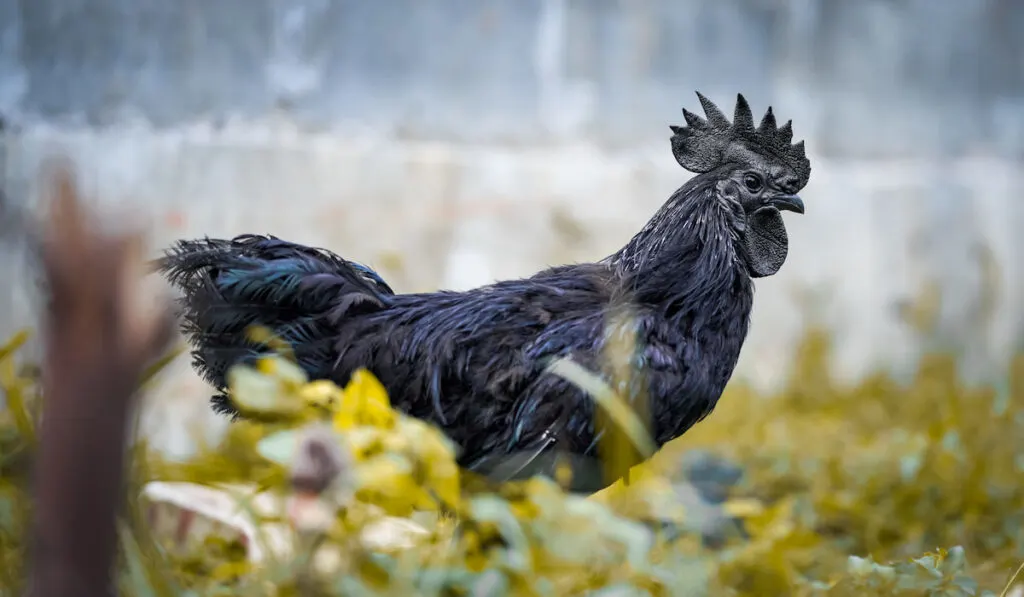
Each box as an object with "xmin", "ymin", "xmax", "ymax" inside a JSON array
[{"xmin": 669, "ymin": 92, "xmax": 811, "ymax": 278}]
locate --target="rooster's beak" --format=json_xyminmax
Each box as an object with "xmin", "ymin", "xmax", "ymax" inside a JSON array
[{"xmin": 770, "ymin": 194, "xmax": 804, "ymax": 214}]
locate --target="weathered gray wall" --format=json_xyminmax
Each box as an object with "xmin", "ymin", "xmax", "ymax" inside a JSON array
[
  {"xmin": 4, "ymin": 0, "xmax": 1024, "ymax": 150},
  {"xmin": 0, "ymin": 0, "xmax": 1022, "ymax": 455}
]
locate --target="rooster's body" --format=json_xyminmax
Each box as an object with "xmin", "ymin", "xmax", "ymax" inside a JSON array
[{"xmin": 159, "ymin": 93, "xmax": 811, "ymax": 493}]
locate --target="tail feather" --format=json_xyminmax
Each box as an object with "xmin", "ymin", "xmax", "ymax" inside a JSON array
[{"xmin": 156, "ymin": 234, "xmax": 394, "ymax": 409}]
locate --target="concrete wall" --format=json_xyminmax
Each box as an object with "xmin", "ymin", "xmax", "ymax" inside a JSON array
[{"xmin": 0, "ymin": 0, "xmax": 1022, "ymax": 455}]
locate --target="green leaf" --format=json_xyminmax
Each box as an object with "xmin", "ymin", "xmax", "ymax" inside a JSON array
[
  {"xmin": 939, "ymin": 546, "xmax": 968, "ymax": 576},
  {"xmin": 469, "ymin": 569, "xmax": 509, "ymax": 597},
  {"xmin": 588, "ymin": 583, "xmax": 652, "ymax": 597},
  {"xmin": 226, "ymin": 365, "xmax": 303, "ymax": 419},
  {"xmin": 468, "ymin": 496, "xmax": 532, "ymax": 573},
  {"xmin": 256, "ymin": 430, "xmax": 300, "ymax": 467}
]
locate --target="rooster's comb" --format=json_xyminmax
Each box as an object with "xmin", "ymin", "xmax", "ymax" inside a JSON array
[{"xmin": 670, "ymin": 92, "xmax": 810, "ymax": 189}]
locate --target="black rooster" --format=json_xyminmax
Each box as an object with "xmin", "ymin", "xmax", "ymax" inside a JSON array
[{"xmin": 158, "ymin": 92, "xmax": 810, "ymax": 493}]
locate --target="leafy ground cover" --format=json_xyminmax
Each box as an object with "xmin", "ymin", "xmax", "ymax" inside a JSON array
[{"xmin": 1, "ymin": 325, "xmax": 1021, "ymax": 596}]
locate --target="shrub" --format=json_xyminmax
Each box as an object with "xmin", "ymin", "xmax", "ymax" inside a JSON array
[{"xmin": 1, "ymin": 326, "xmax": 1021, "ymax": 596}]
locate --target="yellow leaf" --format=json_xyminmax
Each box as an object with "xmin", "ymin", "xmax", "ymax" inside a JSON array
[
  {"xmin": 355, "ymin": 454, "xmax": 429, "ymax": 516},
  {"xmin": 554, "ymin": 456, "xmax": 573, "ymax": 490},
  {"xmin": 426, "ymin": 458, "xmax": 462, "ymax": 510},
  {"xmin": 298, "ymin": 379, "xmax": 344, "ymax": 415},
  {"xmin": 226, "ymin": 365, "xmax": 304, "ymax": 420},
  {"xmin": 545, "ymin": 357, "xmax": 656, "ymax": 458},
  {"xmin": 333, "ymin": 405, "xmax": 357, "ymax": 432},
  {"xmin": 722, "ymin": 498, "xmax": 766, "ymax": 519},
  {"xmin": 0, "ymin": 338, "xmax": 34, "ymax": 444},
  {"xmin": 462, "ymin": 532, "xmax": 490, "ymax": 573},
  {"xmin": 210, "ymin": 561, "xmax": 249, "ymax": 582},
  {"xmin": 403, "ymin": 419, "xmax": 458, "ymax": 463},
  {"xmin": 255, "ymin": 354, "xmax": 308, "ymax": 386},
  {"xmin": 343, "ymin": 427, "xmax": 386, "ymax": 459},
  {"xmin": 340, "ymin": 368, "xmax": 396, "ymax": 429},
  {"xmin": 0, "ymin": 328, "xmax": 30, "ymax": 363},
  {"xmin": 381, "ymin": 429, "xmax": 412, "ymax": 454}
]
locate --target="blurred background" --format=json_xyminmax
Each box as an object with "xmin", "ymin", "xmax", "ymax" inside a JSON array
[{"xmin": 0, "ymin": 0, "xmax": 1021, "ymax": 456}]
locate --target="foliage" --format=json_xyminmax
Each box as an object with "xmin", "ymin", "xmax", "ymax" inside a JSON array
[
  {"xmin": 665, "ymin": 327, "xmax": 1024, "ymax": 596},
  {"xmin": 1, "ymin": 324, "xmax": 1022, "ymax": 596}
]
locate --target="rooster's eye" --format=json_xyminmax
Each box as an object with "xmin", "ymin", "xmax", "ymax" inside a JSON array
[{"xmin": 743, "ymin": 174, "xmax": 763, "ymax": 193}]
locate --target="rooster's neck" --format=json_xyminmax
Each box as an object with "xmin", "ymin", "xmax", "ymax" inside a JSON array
[
  {"xmin": 606, "ymin": 176, "xmax": 755, "ymax": 446},
  {"xmin": 608, "ymin": 177, "xmax": 753, "ymax": 309}
]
